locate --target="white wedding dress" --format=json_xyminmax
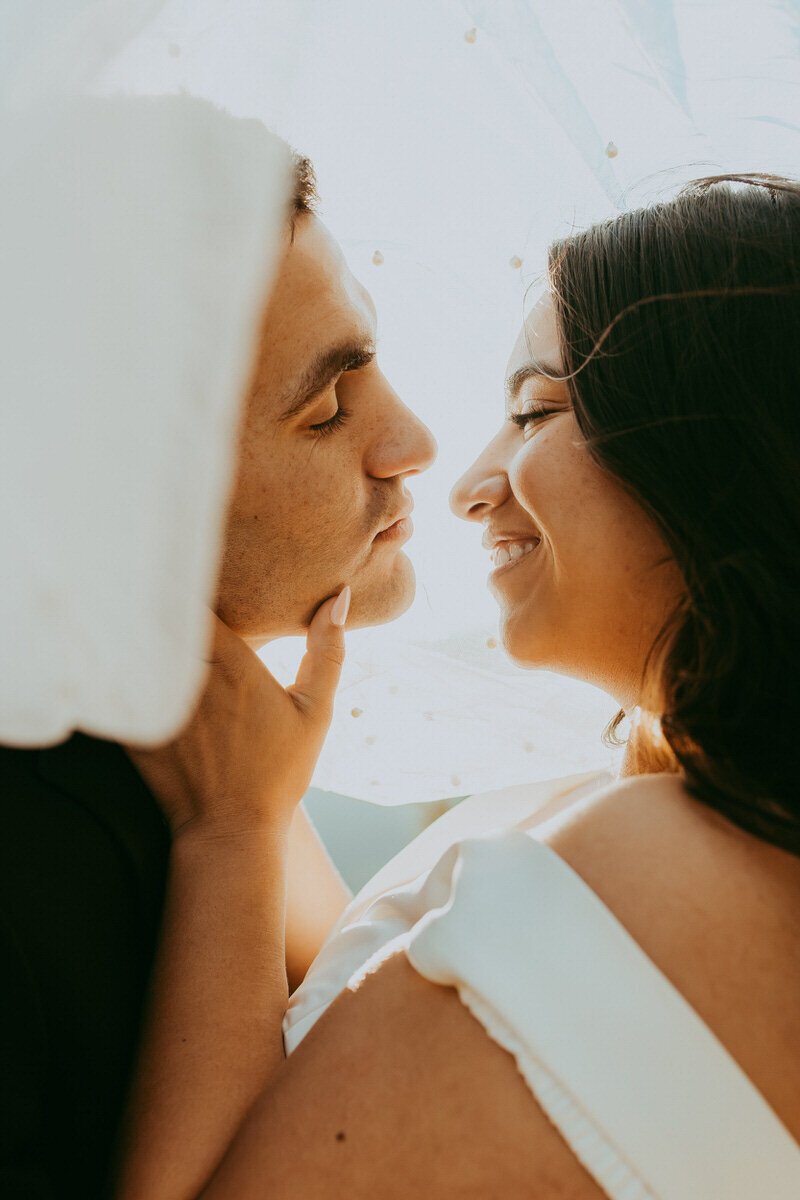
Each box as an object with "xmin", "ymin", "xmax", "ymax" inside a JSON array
[{"xmin": 284, "ymin": 770, "xmax": 800, "ymax": 1199}]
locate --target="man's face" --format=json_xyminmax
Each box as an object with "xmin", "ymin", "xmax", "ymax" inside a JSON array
[{"xmin": 216, "ymin": 215, "xmax": 437, "ymax": 646}]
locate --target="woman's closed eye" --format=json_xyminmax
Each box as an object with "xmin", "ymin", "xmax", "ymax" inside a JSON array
[{"xmin": 508, "ymin": 405, "xmax": 560, "ymax": 438}]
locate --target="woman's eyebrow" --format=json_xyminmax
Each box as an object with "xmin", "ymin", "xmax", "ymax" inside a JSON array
[
  {"xmin": 278, "ymin": 339, "xmax": 376, "ymax": 421},
  {"xmin": 504, "ymin": 359, "xmax": 566, "ymax": 406}
]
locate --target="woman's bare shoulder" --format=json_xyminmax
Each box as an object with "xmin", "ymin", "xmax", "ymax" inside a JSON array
[
  {"xmin": 538, "ymin": 769, "xmax": 800, "ymax": 958},
  {"xmin": 205, "ymin": 951, "xmax": 607, "ymax": 1200}
]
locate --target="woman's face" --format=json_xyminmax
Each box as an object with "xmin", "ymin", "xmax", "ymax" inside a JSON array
[{"xmin": 449, "ymin": 289, "xmax": 684, "ymax": 708}]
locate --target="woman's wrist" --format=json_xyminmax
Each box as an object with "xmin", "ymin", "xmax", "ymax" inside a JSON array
[
  {"xmin": 169, "ymin": 817, "xmax": 293, "ymax": 916},
  {"xmin": 170, "ymin": 812, "xmax": 292, "ymax": 856}
]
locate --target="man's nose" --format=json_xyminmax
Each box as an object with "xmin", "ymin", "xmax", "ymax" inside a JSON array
[
  {"xmin": 367, "ymin": 394, "xmax": 438, "ymax": 479},
  {"xmin": 449, "ymin": 440, "xmax": 509, "ymax": 522}
]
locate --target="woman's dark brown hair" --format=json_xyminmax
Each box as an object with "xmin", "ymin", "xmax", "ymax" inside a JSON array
[{"xmin": 546, "ymin": 174, "xmax": 800, "ymax": 854}]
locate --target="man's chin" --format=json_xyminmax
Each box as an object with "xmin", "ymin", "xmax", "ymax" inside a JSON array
[
  {"xmin": 347, "ymin": 552, "xmax": 416, "ymax": 629},
  {"xmin": 221, "ymin": 552, "xmax": 417, "ymax": 645}
]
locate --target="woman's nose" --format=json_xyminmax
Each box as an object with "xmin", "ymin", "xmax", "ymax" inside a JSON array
[{"xmin": 449, "ymin": 447, "xmax": 509, "ymax": 522}]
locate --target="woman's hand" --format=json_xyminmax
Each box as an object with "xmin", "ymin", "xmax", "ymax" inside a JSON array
[{"xmin": 125, "ymin": 587, "xmax": 350, "ymax": 840}]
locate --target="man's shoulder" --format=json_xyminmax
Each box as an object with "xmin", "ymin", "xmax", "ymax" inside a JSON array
[
  {"xmin": 0, "ymin": 736, "xmax": 172, "ymax": 1196},
  {"xmin": 2, "ymin": 730, "xmax": 165, "ymax": 818},
  {"xmin": 0, "ymin": 731, "xmax": 170, "ymax": 904},
  {"xmin": 1, "ymin": 729, "xmax": 129, "ymax": 789}
]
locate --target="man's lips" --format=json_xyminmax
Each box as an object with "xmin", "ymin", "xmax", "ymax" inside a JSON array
[{"xmin": 376, "ymin": 499, "xmax": 414, "ymax": 536}]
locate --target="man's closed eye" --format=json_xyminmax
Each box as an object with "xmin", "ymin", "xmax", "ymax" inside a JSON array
[{"xmin": 309, "ymin": 404, "xmax": 352, "ymax": 436}]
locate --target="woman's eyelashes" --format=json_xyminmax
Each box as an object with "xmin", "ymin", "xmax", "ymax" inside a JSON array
[{"xmin": 508, "ymin": 405, "xmax": 560, "ymax": 438}]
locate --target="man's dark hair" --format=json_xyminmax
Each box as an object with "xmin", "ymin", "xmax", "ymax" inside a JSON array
[
  {"xmin": 546, "ymin": 174, "xmax": 800, "ymax": 853},
  {"xmin": 289, "ymin": 152, "xmax": 319, "ymax": 231}
]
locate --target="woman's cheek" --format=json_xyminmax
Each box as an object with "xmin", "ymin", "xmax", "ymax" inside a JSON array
[
  {"xmin": 509, "ymin": 440, "xmax": 555, "ymax": 521},
  {"xmin": 508, "ymin": 443, "xmax": 536, "ymax": 502}
]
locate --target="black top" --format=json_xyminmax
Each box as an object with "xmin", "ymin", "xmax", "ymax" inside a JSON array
[{"xmin": 0, "ymin": 733, "xmax": 170, "ymax": 1199}]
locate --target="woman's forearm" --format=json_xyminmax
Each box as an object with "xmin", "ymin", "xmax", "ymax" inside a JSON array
[{"xmin": 113, "ymin": 826, "xmax": 290, "ymax": 1200}]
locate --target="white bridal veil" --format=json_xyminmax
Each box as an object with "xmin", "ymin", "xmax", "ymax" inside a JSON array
[
  {"xmin": 2, "ymin": 1, "xmax": 798, "ymax": 803},
  {"xmin": 0, "ymin": 1, "xmax": 291, "ymax": 745}
]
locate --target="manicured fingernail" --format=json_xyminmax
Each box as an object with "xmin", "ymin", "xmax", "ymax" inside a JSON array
[{"xmin": 330, "ymin": 586, "xmax": 351, "ymax": 627}]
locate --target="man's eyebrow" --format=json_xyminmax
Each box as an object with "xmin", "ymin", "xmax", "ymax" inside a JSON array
[
  {"xmin": 278, "ymin": 339, "xmax": 376, "ymax": 422},
  {"xmin": 504, "ymin": 359, "xmax": 567, "ymax": 406}
]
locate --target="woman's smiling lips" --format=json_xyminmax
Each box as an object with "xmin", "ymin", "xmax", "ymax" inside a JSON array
[{"xmin": 482, "ymin": 530, "xmax": 543, "ymax": 577}]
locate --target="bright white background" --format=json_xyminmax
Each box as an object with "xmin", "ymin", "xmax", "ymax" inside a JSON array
[{"xmin": 98, "ymin": 0, "xmax": 800, "ymax": 806}]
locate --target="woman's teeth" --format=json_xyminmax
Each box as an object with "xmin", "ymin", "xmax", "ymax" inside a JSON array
[{"xmin": 492, "ymin": 539, "xmax": 538, "ymax": 568}]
